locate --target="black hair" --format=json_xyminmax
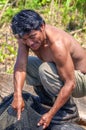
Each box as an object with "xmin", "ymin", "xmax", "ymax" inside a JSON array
[{"xmin": 11, "ymin": 9, "xmax": 45, "ymax": 38}]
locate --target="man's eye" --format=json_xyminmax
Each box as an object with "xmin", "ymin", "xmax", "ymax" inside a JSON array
[
  {"xmin": 30, "ymin": 36, "xmax": 35, "ymax": 39},
  {"xmin": 29, "ymin": 34, "xmax": 36, "ymax": 39}
]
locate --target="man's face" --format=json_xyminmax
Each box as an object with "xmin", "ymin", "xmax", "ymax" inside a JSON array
[{"xmin": 21, "ymin": 28, "xmax": 45, "ymax": 51}]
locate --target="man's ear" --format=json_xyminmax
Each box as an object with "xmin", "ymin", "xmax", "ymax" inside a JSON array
[{"xmin": 40, "ymin": 24, "xmax": 45, "ymax": 31}]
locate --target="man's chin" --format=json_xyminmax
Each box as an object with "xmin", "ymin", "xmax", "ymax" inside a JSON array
[
  {"xmin": 30, "ymin": 44, "xmax": 41, "ymax": 51},
  {"xmin": 31, "ymin": 46, "xmax": 40, "ymax": 51}
]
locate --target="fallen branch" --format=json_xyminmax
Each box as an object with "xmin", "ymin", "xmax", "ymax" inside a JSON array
[{"xmin": 70, "ymin": 26, "xmax": 86, "ymax": 35}]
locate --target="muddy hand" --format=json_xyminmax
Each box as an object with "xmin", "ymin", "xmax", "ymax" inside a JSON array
[
  {"xmin": 11, "ymin": 95, "xmax": 25, "ymax": 120},
  {"xmin": 37, "ymin": 112, "xmax": 53, "ymax": 129}
]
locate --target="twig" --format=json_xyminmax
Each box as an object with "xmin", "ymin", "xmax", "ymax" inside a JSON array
[
  {"xmin": 70, "ymin": 26, "xmax": 86, "ymax": 35},
  {"xmin": 5, "ymin": 32, "xmax": 8, "ymax": 71},
  {"xmin": 0, "ymin": 0, "xmax": 10, "ymax": 21},
  {"xmin": 49, "ymin": 0, "xmax": 55, "ymax": 25}
]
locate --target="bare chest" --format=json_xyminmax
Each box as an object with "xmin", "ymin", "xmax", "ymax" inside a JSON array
[{"xmin": 34, "ymin": 45, "xmax": 54, "ymax": 62}]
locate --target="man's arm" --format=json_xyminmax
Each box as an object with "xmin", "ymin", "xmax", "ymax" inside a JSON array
[
  {"xmin": 48, "ymin": 40, "xmax": 75, "ymax": 116},
  {"xmin": 38, "ymin": 40, "xmax": 76, "ymax": 129},
  {"xmin": 12, "ymin": 39, "xmax": 29, "ymax": 120}
]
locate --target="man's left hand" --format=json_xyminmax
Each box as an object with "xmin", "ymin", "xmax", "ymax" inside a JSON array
[{"xmin": 37, "ymin": 112, "xmax": 53, "ymax": 129}]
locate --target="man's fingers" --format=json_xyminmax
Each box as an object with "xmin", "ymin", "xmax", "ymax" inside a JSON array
[
  {"xmin": 17, "ymin": 108, "xmax": 21, "ymax": 120},
  {"xmin": 43, "ymin": 123, "xmax": 47, "ymax": 129},
  {"xmin": 21, "ymin": 107, "xmax": 24, "ymax": 112},
  {"xmin": 37, "ymin": 120, "xmax": 43, "ymax": 126},
  {"xmin": 37, "ymin": 118, "xmax": 45, "ymax": 126},
  {"xmin": 38, "ymin": 121, "xmax": 47, "ymax": 129}
]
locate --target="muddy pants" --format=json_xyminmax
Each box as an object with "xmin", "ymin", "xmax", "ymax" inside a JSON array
[
  {"xmin": 26, "ymin": 56, "xmax": 86, "ymax": 101},
  {"xmin": 26, "ymin": 56, "xmax": 86, "ymax": 124}
]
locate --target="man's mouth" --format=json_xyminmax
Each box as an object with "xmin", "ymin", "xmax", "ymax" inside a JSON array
[{"xmin": 30, "ymin": 43, "xmax": 40, "ymax": 50}]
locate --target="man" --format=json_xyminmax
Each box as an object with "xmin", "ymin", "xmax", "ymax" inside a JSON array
[{"xmin": 11, "ymin": 9, "xmax": 86, "ymax": 129}]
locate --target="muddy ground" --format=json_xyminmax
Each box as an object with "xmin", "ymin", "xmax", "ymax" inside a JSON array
[{"xmin": 0, "ymin": 73, "xmax": 86, "ymax": 129}]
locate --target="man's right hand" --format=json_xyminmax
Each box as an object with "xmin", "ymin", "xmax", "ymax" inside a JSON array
[{"xmin": 11, "ymin": 94, "xmax": 25, "ymax": 120}]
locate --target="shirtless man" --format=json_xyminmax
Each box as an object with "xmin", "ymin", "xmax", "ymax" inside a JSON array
[{"xmin": 11, "ymin": 9, "xmax": 86, "ymax": 129}]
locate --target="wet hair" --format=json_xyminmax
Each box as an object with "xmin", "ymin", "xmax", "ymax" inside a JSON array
[{"xmin": 11, "ymin": 9, "xmax": 45, "ymax": 38}]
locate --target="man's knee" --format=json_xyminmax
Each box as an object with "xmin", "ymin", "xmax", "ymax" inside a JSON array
[
  {"xmin": 39, "ymin": 62, "xmax": 57, "ymax": 77},
  {"xmin": 39, "ymin": 62, "xmax": 48, "ymax": 76},
  {"xmin": 39, "ymin": 62, "xmax": 63, "ymax": 97}
]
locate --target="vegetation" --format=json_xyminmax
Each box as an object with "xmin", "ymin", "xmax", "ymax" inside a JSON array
[
  {"xmin": 0, "ymin": 0, "xmax": 86, "ymax": 27},
  {"xmin": 0, "ymin": 0, "xmax": 86, "ymax": 73}
]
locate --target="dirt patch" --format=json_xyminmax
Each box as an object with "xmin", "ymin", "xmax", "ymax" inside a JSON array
[{"xmin": 0, "ymin": 73, "xmax": 36, "ymax": 102}]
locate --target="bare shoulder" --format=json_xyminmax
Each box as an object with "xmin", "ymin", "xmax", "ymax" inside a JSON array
[
  {"xmin": 45, "ymin": 24, "xmax": 79, "ymax": 53},
  {"xmin": 45, "ymin": 25, "xmax": 86, "ymax": 72}
]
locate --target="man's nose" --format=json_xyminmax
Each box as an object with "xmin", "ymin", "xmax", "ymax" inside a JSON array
[{"xmin": 27, "ymin": 39, "xmax": 34, "ymax": 46}]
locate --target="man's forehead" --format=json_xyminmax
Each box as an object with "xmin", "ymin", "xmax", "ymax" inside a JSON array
[
  {"xmin": 14, "ymin": 33, "xmax": 29, "ymax": 39},
  {"xmin": 29, "ymin": 30, "xmax": 37, "ymax": 35},
  {"xmin": 14, "ymin": 30, "xmax": 38, "ymax": 39},
  {"xmin": 24, "ymin": 30, "xmax": 37, "ymax": 37}
]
